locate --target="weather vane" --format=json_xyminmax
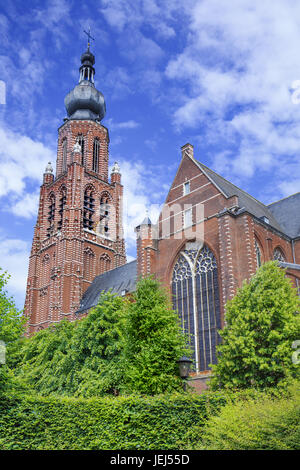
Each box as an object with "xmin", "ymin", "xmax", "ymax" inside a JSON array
[{"xmin": 84, "ymin": 26, "xmax": 95, "ymax": 49}]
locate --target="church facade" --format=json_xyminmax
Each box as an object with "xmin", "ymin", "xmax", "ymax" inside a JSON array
[{"xmin": 24, "ymin": 45, "xmax": 300, "ymax": 388}]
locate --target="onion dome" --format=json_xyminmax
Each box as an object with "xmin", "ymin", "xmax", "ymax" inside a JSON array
[{"xmin": 64, "ymin": 45, "xmax": 106, "ymax": 121}]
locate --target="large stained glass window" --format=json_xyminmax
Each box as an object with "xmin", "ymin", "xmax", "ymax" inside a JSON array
[{"xmin": 172, "ymin": 244, "xmax": 222, "ymax": 372}]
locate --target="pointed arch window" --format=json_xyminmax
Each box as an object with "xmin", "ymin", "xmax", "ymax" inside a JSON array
[
  {"xmin": 99, "ymin": 193, "xmax": 111, "ymax": 236},
  {"xmin": 172, "ymin": 244, "xmax": 221, "ymax": 372},
  {"xmin": 273, "ymin": 247, "xmax": 286, "ymax": 262},
  {"xmin": 83, "ymin": 188, "xmax": 95, "ymax": 230},
  {"xmin": 47, "ymin": 194, "xmax": 55, "ymax": 238},
  {"xmin": 57, "ymin": 187, "xmax": 67, "ymax": 231},
  {"xmin": 255, "ymin": 239, "xmax": 263, "ymax": 268},
  {"xmin": 77, "ymin": 134, "xmax": 85, "ymax": 166},
  {"xmin": 83, "ymin": 247, "xmax": 95, "ymax": 282},
  {"xmin": 93, "ymin": 138, "xmax": 100, "ymax": 172},
  {"xmin": 62, "ymin": 139, "xmax": 67, "ymax": 172},
  {"xmin": 99, "ymin": 253, "xmax": 112, "ymax": 274}
]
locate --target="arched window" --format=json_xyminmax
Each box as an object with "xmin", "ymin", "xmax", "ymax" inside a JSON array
[
  {"xmin": 93, "ymin": 138, "xmax": 100, "ymax": 172},
  {"xmin": 255, "ymin": 239, "xmax": 263, "ymax": 268},
  {"xmin": 172, "ymin": 244, "xmax": 222, "ymax": 372},
  {"xmin": 99, "ymin": 193, "xmax": 110, "ymax": 236},
  {"xmin": 47, "ymin": 194, "xmax": 55, "ymax": 238},
  {"xmin": 83, "ymin": 247, "xmax": 95, "ymax": 282},
  {"xmin": 77, "ymin": 134, "xmax": 85, "ymax": 166},
  {"xmin": 57, "ymin": 187, "xmax": 67, "ymax": 231},
  {"xmin": 99, "ymin": 253, "xmax": 112, "ymax": 274},
  {"xmin": 83, "ymin": 188, "xmax": 95, "ymax": 230},
  {"xmin": 62, "ymin": 139, "xmax": 67, "ymax": 172},
  {"xmin": 273, "ymin": 247, "xmax": 286, "ymax": 262}
]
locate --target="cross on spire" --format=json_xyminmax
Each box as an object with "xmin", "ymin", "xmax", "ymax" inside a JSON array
[{"xmin": 84, "ymin": 27, "xmax": 95, "ymax": 48}]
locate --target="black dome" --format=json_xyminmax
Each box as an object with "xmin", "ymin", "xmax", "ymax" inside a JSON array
[{"xmin": 64, "ymin": 46, "xmax": 106, "ymax": 121}]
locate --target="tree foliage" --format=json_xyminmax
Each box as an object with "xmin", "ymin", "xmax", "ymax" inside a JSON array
[
  {"xmin": 122, "ymin": 277, "xmax": 190, "ymax": 395},
  {"xmin": 210, "ymin": 261, "xmax": 300, "ymax": 390},
  {"xmin": 0, "ymin": 269, "xmax": 25, "ymax": 393},
  {"xmin": 16, "ymin": 293, "xmax": 124, "ymax": 397},
  {"xmin": 14, "ymin": 278, "xmax": 189, "ymax": 397}
]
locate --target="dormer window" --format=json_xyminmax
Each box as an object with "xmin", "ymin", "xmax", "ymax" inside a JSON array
[
  {"xmin": 260, "ymin": 216, "xmax": 269, "ymax": 224},
  {"xmin": 184, "ymin": 181, "xmax": 190, "ymax": 195}
]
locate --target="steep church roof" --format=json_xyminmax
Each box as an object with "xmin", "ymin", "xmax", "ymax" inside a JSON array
[
  {"xmin": 195, "ymin": 160, "xmax": 287, "ymax": 235},
  {"xmin": 76, "ymin": 260, "xmax": 137, "ymax": 314},
  {"xmin": 268, "ymin": 193, "xmax": 300, "ymax": 238}
]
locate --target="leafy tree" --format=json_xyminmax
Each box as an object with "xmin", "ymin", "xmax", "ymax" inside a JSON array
[
  {"xmin": 122, "ymin": 277, "xmax": 190, "ymax": 395},
  {"xmin": 0, "ymin": 269, "xmax": 25, "ymax": 393},
  {"xmin": 16, "ymin": 292, "xmax": 124, "ymax": 397},
  {"xmin": 210, "ymin": 261, "xmax": 300, "ymax": 391},
  {"xmin": 0, "ymin": 269, "xmax": 25, "ymax": 344}
]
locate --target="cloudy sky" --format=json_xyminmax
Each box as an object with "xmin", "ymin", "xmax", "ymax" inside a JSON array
[{"xmin": 0, "ymin": 0, "xmax": 300, "ymax": 308}]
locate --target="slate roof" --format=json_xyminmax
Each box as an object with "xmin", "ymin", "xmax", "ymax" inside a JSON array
[
  {"xmin": 195, "ymin": 160, "xmax": 287, "ymax": 234},
  {"xmin": 268, "ymin": 193, "xmax": 300, "ymax": 239},
  {"xmin": 76, "ymin": 260, "xmax": 137, "ymax": 314}
]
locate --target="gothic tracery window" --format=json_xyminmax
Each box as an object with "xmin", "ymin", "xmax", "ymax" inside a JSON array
[
  {"xmin": 273, "ymin": 247, "xmax": 286, "ymax": 262},
  {"xmin": 172, "ymin": 244, "xmax": 221, "ymax": 372}
]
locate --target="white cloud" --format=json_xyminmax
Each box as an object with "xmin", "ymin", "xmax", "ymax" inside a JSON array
[
  {"xmin": 106, "ymin": 118, "xmax": 140, "ymax": 130},
  {"xmin": 109, "ymin": 158, "xmax": 170, "ymax": 256},
  {"xmin": 164, "ymin": 0, "xmax": 300, "ymax": 195},
  {"xmin": 0, "ymin": 126, "xmax": 56, "ymax": 217}
]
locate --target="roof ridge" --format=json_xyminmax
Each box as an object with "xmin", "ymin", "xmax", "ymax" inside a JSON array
[
  {"xmin": 268, "ymin": 192, "xmax": 300, "ymax": 206},
  {"xmin": 196, "ymin": 160, "xmax": 271, "ymax": 210}
]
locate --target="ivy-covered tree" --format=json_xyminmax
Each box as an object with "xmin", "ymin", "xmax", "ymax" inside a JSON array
[
  {"xmin": 0, "ymin": 269, "xmax": 25, "ymax": 393},
  {"xmin": 17, "ymin": 292, "xmax": 124, "ymax": 397},
  {"xmin": 210, "ymin": 261, "xmax": 300, "ymax": 391},
  {"xmin": 122, "ymin": 277, "xmax": 190, "ymax": 395}
]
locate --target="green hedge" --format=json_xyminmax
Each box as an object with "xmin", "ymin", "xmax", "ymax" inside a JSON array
[
  {"xmin": 198, "ymin": 385, "xmax": 300, "ymax": 450},
  {"xmin": 0, "ymin": 392, "xmax": 226, "ymax": 450}
]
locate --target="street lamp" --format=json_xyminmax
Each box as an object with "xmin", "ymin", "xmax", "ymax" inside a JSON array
[{"xmin": 177, "ymin": 356, "xmax": 192, "ymax": 391}]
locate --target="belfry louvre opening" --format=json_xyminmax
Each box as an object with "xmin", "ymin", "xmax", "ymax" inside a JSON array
[{"xmin": 172, "ymin": 244, "xmax": 222, "ymax": 372}]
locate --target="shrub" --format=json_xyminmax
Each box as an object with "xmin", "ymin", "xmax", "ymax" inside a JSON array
[
  {"xmin": 198, "ymin": 383, "xmax": 300, "ymax": 450},
  {"xmin": 0, "ymin": 392, "xmax": 227, "ymax": 450}
]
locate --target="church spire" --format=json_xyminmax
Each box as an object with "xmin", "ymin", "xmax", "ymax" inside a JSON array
[{"xmin": 64, "ymin": 40, "xmax": 106, "ymax": 122}]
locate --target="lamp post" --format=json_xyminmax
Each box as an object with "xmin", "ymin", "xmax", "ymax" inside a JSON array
[{"xmin": 177, "ymin": 356, "xmax": 192, "ymax": 391}]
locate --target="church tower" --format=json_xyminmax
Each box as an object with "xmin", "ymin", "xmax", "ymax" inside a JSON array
[{"xmin": 24, "ymin": 43, "xmax": 126, "ymax": 334}]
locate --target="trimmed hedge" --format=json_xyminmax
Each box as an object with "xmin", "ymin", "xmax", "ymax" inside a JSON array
[{"xmin": 0, "ymin": 392, "xmax": 227, "ymax": 450}]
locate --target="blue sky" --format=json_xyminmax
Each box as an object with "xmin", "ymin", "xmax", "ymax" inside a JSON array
[{"xmin": 0, "ymin": 0, "xmax": 300, "ymax": 309}]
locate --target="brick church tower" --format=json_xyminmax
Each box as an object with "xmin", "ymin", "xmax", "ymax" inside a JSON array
[{"xmin": 24, "ymin": 44, "xmax": 126, "ymax": 334}]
